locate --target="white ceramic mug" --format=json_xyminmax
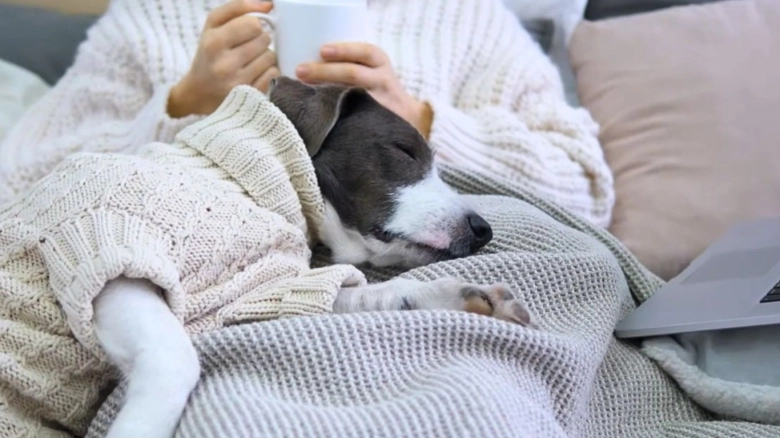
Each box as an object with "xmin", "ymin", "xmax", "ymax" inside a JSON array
[{"xmin": 247, "ymin": 0, "xmax": 370, "ymax": 78}]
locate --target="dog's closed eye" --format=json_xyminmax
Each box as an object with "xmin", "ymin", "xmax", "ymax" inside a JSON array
[{"xmin": 393, "ymin": 142, "xmax": 417, "ymax": 161}]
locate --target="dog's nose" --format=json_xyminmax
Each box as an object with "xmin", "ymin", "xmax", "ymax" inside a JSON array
[{"xmin": 466, "ymin": 213, "xmax": 493, "ymax": 252}]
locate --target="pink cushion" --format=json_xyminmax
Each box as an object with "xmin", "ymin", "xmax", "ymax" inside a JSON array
[{"xmin": 570, "ymin": 0, "xmax": 780, "ymax": 280}]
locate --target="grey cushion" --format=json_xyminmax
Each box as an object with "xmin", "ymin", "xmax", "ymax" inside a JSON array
[
  {"xmin": 0, "ymin": 5, "xmax": 97, "ymax": 85},
  {"xmin": 521, "ymin": 19, "xmax": 555, "ymax": 53},
  {"xmin": 585, "ymin": 0, "xmax": 724, "ymax": 20}
]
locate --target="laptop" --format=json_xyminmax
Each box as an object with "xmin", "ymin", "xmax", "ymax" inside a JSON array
[{"xmin": 615, "ymin": 217, "xmax": 780, "ymax": 339}]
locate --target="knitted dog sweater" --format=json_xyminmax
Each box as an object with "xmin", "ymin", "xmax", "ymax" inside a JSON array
[{"xmin": 0, "ymin": 86, "xmax": 365, "ymax": 437}]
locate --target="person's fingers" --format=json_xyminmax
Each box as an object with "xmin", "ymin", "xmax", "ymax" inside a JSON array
[
  {"xmin": 319, "ymin": 42, "xmax": 388, "ymax": 68},
  {"xmin": 296, "ymin": 62, "xmax": 380, "ymax": 88},
  {"xmin": 253, "ymin": 66, "xmax": 281, "ymax": 93},
  {"xmin": 201, "ymin": 7, "xmax": 270, "ymax": 58},
  {"xmin": 205, "ymin": 0, "xmax": 272, "ymax": 29},
  {"xmin": 220, "ymin": 14, "xmax": 268, "ymax": 48},
  {"xmin": 244, "ymin": 49, "xmax": 278, "ymax": 82},
  {"xmin": 231, "ymin": 33, "xmax": 272, "ymax": 67}
]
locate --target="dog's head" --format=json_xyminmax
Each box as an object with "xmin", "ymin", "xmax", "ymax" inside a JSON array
[{"xmin": 268, "ymin": 77, "xmax": 492, "ymax": 268}]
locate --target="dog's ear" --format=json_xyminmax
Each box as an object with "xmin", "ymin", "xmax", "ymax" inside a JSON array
[
  {"xmin": 296, "ymin": 86, "xmax": 368, "ymax": 157},
  {"xmin": 268, "ymin": 77, "xmax": 368, "ymax": 157}
]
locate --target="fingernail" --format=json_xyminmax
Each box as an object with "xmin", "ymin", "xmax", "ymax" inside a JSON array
[
  {"xmin": 321, "ymin": 45, "xmax": 336, "ymax": 57},
  {"xmin": 295, "ymin": 65, "xmax": 309, "ymax": 77}
]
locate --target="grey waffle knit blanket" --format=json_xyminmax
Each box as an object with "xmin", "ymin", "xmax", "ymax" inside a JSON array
[{"xmin": 87, "ymin": 167, "xmax": 780, "ymax": 438}]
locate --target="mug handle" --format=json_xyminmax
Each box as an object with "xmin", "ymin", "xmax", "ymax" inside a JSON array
[{"xmin": 245, "ymin": 12, "xmax": 276, "ymax": 31}]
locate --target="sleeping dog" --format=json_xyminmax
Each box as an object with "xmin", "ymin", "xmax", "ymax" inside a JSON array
[{"xmin": 97, "ymin": 78, "xmax": 535, "ymax": 438}]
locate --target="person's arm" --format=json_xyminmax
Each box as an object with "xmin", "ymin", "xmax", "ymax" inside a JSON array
[
  {"xmin": 0, "ymin": 15, "xmax": 195, "ymax": 203},
  {"xmin": 0, "ymin": 0, "xmax": 279, "ymax": 205},
  {"xmin": 422, "ymin": 76, "xmax": 614, "ymax": 228},
  {"xmin": 418, "ymin": 11, "xmax": 613, "ymax": 227}
]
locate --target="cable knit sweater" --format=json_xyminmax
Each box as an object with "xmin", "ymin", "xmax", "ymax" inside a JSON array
[
  {"xmin": 0, "ymin": 86, "xmax": 365, "ymax": 437},
  {"xmin": 0, "ymin": 0, "xmax": 614, "ymax": 226}
]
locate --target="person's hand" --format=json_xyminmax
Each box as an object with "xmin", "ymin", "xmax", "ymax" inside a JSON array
[
  {"xmin": 168, "ymin": 0, "xmax": 280, "ymax": 118},
  {"xmin": 295, "ymin": 42, "xmax": 433, "ymax": 139}
]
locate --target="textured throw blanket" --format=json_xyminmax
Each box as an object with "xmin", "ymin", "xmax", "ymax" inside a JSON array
[{"xmin": 87, "ymin": 165, "xmax": 780, "ymax": 437}]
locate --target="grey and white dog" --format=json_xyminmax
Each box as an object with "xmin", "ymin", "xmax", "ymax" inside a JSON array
[{"xmin": 95, "ymin": 78, "xmax": 535, "ymax": 438}]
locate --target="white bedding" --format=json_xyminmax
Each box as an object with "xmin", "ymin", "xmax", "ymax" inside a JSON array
[{"xmin": 0, "ymin": 59, "xmax": 50, "ymax": 140}]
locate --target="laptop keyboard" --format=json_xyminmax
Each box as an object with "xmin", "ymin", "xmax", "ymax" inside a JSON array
[{"xmin": 760, "ymin": 282, "xmax": 780, "ymax": 303}]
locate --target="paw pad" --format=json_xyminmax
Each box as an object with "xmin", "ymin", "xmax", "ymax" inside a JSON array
[{"xmin": 460, "ymin": 283, "xmax": 537, "ymax": 328}]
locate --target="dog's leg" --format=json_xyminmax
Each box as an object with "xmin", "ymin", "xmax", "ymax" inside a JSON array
[
  {"xmin": 333, "ymin": 278, "xmax": 537, "ymax": 327},
  {"xmin": 93, "ymin": 276, "xmax": 200, "ymax": 438}
]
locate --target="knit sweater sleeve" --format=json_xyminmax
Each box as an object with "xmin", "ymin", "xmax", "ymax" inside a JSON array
[
  {"xmin": 417, "ymin": 1, "xmax": 614, "ymax": 227},
  {"xmin": 0, "ymin": 8, "xmax": 202, "ymax": 204}
]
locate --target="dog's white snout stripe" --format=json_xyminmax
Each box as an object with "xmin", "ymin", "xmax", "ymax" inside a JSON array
[{"xmin": 384, "ymin": 169, "xmax": 470, "ymax": 250}]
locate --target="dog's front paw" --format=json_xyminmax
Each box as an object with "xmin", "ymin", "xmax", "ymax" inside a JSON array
[
  {"xmin": 458, "ymin": 283, "xmax": 537, "ymax": 328},
  {"xmin": 416, "ymin": 279, "xmax": 537, "ymax": 328}
]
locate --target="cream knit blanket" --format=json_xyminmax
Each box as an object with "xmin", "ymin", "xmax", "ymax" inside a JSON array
[{"xmin": 0, "ymin": 86, "xmax": 364, "ymax": 437}]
